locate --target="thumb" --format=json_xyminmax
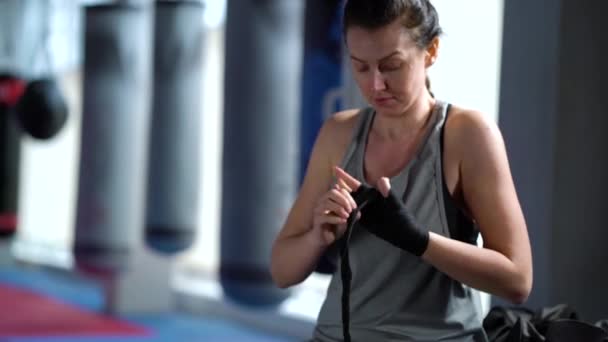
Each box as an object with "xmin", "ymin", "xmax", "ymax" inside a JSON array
[{"xmin": 377, "ymin": 177, "xmax": 391, "ymax": 197}]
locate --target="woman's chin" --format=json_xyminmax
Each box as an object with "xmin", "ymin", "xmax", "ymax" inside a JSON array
[{"xmin": 374, "ymin": 106, "xmax": 404, "ymax": 118}]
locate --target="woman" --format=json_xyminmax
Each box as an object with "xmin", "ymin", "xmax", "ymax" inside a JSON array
[{"xmin": 271, "ymin": 0, "xmax": 532, "ymax": 341}]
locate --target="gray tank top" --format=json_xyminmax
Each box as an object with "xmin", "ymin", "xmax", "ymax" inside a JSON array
[{"xmin": 313, "ymin": 100, "xmax": 488, "ymax": 341}]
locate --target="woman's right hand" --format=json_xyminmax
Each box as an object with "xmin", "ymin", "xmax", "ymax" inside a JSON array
[{"xmin": 311, "ymin": 183, "xmax": 357, "ymax": 246}]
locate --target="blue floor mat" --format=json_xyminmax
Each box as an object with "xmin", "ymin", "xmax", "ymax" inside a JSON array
[{"xmin": 0, "ymin": 266, "xmax": 296, "ymax": 342}]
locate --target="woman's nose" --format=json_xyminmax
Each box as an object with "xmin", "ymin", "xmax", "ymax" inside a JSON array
[{"xmin": 371, "ymin": 70, "xmax": 387, "ymax": 92}]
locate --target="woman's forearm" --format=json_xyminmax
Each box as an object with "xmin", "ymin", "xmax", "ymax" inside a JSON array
[
  {"xmin": 270, "ymin": 228, "xmax": 327, "ymax": 288},
  {"xmin": 422, "ymin": 232, "xmax": 532, "ymax": 304}
]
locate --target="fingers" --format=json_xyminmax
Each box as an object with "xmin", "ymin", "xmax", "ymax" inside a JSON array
[
  {"xmin": 329, "ymin": 186, "xmax": 355, "ymax": 215},
  {"xmin": 377, "ymin": 177, "xmax": 391, "ymax": 197},
  {"xmin": 321, "ymin": 223, "xmax": 347, "ymax": 245},
  {"xmin": 334, "ymin": 223, "xmax": 347, "ymax": 240},
  {"xmin": 323, "ymin": 199, "xmax": 350, "ymax": 219},
  {"xmin": 335, "ymin": 165, "xmax": 391, "ymax": 199},
  {"xmin": 313, "ymin": 188, "xmax": 352, "ymax": 222},
  {"xmin": 337, "ymin": 177, "xmax": 352, "ymax": 192},
  {"xmin": 316, "ymin": 211, "xmax": 347, "ymax": 225},
  {"xmin": 336, "ymin": 184, "xmax": 357, "ymax": 211},
  {"xmin": 313, "ymin": 211, "xmax": 347, "ymax": 245},
  {"xmin": 312, "ymin": 180, "xmax": 358, "ymax": 244},
  {"xmin": 322, "ymin": 229, "xmax": 334, "ymax": 245},
  {"xmin": 334, "ymin": 166, "xmax": 361, "ymax": 191},
  {"xmin": 312, "ymin": 167, "xmax": 373, "ymax": 245}
]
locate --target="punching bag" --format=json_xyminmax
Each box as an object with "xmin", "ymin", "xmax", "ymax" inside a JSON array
[
  {"xmin": 0, "ymin": 75, "xmax": 25, "ymax": 237},
  {"xmin": 220, "ymin": 0, "xmax": 304, "ymax": 307},
  {"xmin": 0, "ymin": 0, "xmax": 49, "ymax": 237},
  {"xmin": 145, "ymin": 0, "xmax": 205, "ymax": 255},
  {"xmin": 299, "ymin": 0, "xmax": 344, "ymax": 184},
  {"xmin": 299, "ymin": 0, "xmax": 346, "ymax": 275},
  {"xmin": 74, "ymin": 2, "xmax": 151, "ymax": 275}
]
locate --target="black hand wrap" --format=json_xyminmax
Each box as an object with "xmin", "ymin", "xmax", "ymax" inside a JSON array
[
  {"xmin": 339, "ymin": 185, "xmax": 377, "ymax": 342},
  {"xmin": 352, "ymin": 184, "xmax": 429, "ymax": 256},
  {"xmin": 340, "ymin": 184, "xmax": 429, "ymax": 342}
]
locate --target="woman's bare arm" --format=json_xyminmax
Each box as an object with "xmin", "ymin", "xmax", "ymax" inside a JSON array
[
  {"xmin": 421, "ymin": 109, "xmax": 532, "ymax": 303},
  {"xmin": 270, "ymin": 110, "xmax": 358, "ymax": 288}
]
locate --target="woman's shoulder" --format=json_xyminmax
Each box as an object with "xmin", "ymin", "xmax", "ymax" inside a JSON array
[
  {"xmin": 315, "ymin": 108, "xmax": 366, "ymax": 166},
  {"xmin": 445, "ymin": 104, "xmax": 501, "ymax": 146},
  {"xmin": 446, "ymin": 104, "xmax": 495, "ymax": 129},
  {"xmin": 319, "ymin": 107, "xmax": 364, "ymax": 143},
  {"xmin": 323, "ymin": 107, "xmax": 364, "ymax": 131},
  {"xmin": 444, "ymin": 103, "xmax": 507, "ymax": 166}
]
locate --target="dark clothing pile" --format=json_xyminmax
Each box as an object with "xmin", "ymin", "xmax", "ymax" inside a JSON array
[{"xmin": 483, "ymin": 304, "xmax": 608, "ymax": 341}]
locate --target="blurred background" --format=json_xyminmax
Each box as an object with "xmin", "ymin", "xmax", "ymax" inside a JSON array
[{"xmin": 0, "ymin": 0, "xmax": 606, "ymax": 341}]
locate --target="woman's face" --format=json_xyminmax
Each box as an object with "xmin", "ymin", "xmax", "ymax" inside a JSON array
[{"xmin": 346, "ymin": 19, "xmax": 435, "ymax": 116}]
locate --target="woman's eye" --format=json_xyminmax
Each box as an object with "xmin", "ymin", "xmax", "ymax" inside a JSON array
[
  {"xmin": 381, "ymin": 62, "xmax": 402, "ymax": 71},
  {"xmin": 355, "ymin": 65, "xmax": 369, "ymax": 73}
]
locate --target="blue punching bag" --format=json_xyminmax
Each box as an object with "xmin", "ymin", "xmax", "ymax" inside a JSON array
[
  {"xmin": 221, "ymin": 0, "xmax": 304, "ymax": 307},
  {"xmin": 299, "ymin": 0, "xmax": 345, "ymax": 184},
  {"xmin": 74, "ymin": 2, "xmax": 152, "ymax": 275},
  {"xmin": 299, "ymin": 0, "xmax": 346, "ymax": 275},
  {"xmin": 145, "ymin": 0, "xmax": 205, "ymax": 254}
]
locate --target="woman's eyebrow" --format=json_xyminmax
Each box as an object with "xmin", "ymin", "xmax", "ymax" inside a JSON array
[{"xmin": 350, "ymin": 51, "xmax": 401, "ymax": 63}]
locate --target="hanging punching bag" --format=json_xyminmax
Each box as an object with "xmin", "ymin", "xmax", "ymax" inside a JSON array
[
  {"xmin": 299, "ymin": 0, "xmax": 346, "ymax": 275},
  {"xmin": 299, "ymin": 0, "xmax": 344, "ymax": 184},
  {"xmin": 145, "ymin": 0, "xmax": 205, "ymax": 255},
  {"xmin": 220, "ymin": 0, "xmax": 304, "ymax": 307},
  {"xmin": 74, "ymin": 2, "xmax": 151, "ymax": 275},
  {"xmin": 0, "ymin": 75, "xmax": 25, "ymax": 238}
]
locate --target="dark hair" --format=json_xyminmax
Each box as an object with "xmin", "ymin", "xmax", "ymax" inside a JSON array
[
  {"xmin": 343, "ymin": 0, "xmax": 442, "ymax": 48},
  {"xmin": 343, "ymin": 0, "xmax": 442, "ymax": 92}
]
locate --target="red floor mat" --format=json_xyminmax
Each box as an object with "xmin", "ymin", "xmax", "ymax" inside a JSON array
[{"xmin": 0, "ymin": 284, "xmax": 148, "ymax": 337}]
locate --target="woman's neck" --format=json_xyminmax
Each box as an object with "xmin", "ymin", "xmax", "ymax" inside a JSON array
[{"xmin": 372, "ymin": 93, "xmax": 436, "ymax": 142}]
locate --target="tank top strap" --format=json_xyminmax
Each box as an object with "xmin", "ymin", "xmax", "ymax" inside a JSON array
[{"xmin": 338, "ymin": 107, "xmax": 375, "ymax": 173}]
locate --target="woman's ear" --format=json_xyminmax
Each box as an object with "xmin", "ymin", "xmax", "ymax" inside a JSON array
[{"xmin": 425, "ymin": 36, "xmax": 440, "ymax": 67}]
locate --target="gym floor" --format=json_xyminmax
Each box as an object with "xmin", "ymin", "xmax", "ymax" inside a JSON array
[{"xmin": 0, "ymin": 265, "xmax": 299, "ymax": 342}]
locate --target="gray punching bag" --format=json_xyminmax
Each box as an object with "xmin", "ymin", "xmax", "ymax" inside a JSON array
[
  {"xmin": 221, "ymin": 0, "xmax": 304, "ymax": 307},
  {"xmin": 145, "ymin": 0, "xmax": 205, "ymax": 254},
  {"xmin": 74, "ymin": 3, "xmax": 151, "ymax": 275}
]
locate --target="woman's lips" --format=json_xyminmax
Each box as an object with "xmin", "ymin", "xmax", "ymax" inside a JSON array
[{"xmin": 374, "ymin": 96, "xmax": 395, "ymax": 106}]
